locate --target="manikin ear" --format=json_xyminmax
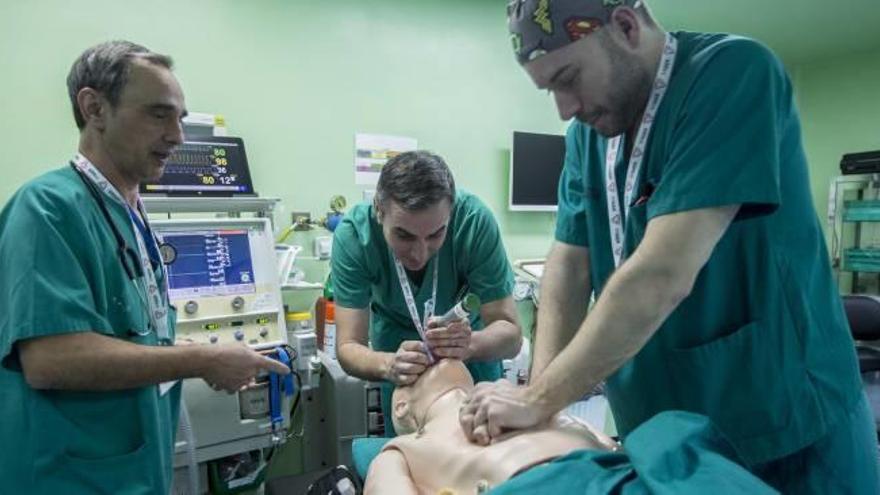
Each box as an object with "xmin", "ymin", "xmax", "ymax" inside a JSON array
[
  {"xmin": 393, "ymin": 396, "xmax": 419, "ymax": 434},
  {"xmin": 393, "ymin": 397, "xmax": 410, "ymax": 423},
  {"xmin": 77, "ymin": 87, "xmax": 108, "ymax": 131}
]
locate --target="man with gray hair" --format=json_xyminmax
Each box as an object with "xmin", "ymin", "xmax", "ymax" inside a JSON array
[
  {"xmin": 0, "ymin": 40, "xmax": 289, "ymax": 493},
  {"xmin": 331, "ymin": 150, "xmax": 522, "ymax": 435},
  {"xmin": 459, "ymin": 1, "xmax": 879, "ymax": 492}
]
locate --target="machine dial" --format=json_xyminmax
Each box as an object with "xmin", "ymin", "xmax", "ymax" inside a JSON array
[
  {"xmin": 231, "ymin": 296, "xmax": 245, "ymax": 311},
  {"xmin": 184, "ymin": 300, "xmax": 199, "ymax": 315}
]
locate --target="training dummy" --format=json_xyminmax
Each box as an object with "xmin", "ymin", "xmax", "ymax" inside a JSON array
[{"xmin": 364, "ymin": 359, "xmax": 618, "ymax": 494}]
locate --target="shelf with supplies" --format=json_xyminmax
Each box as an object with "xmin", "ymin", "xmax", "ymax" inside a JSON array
[
  {"xmin": 829, "ymin": 175, "xmax": 880, "ymax": 293},
  {"xmin": 842, "ymin": 248, "xmax": 880, "ymax": 273},
  {"xmin": 843, "ymin": 200, "xmax": 880, "ymax": 222}
]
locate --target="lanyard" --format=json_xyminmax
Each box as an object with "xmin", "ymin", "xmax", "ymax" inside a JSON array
[
  {"xmin": 393, "ymin": 255, "xmax": 438, "ymax": 362},
  {"xmin": 72, "ymin": 154, "xmax": 171, "ymax": 340},
  {"xmin": 128, "ymin": 209, "xmax": 160, "ymax": 269},
  {"xmin": 605, "ymin": 33, "xmax": 677, "ymax": 268}
]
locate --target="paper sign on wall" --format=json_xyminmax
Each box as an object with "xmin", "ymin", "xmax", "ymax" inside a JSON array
[{"xmin": 355, "ymin": 133, "xmax": 418, "ymax": 185}]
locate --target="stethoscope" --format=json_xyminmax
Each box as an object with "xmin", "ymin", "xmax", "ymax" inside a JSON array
[
  {"xmin": 70, "ymin": 162, "xmax": 175, "ymax": 336},
  {"xmin": 69, "ymin": 162, "xmax": 176, "ymax": 277},
  {"xmin": 70, "ymin": 162, "xmax": 148, "ymax": 280}
]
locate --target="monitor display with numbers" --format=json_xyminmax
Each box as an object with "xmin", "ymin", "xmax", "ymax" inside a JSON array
[{"xmin": 140, "ymin": 136, "xmax": 256, "ymax": 196}]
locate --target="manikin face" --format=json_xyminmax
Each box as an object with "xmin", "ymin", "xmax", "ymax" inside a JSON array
[
  {"xmin": 523, "ymin": 28, "xmax": 652, "ymax": 137},
  {"xmin": 392, "ymin": 359, "xmax": 475, "ymax": 435},
  {"xmin": 377, "ymin": 199, "xmax": 452, "ymax": 272},
  {"xmin": 96, "ymin": 58, "xmax": 187, "ymax": 185}
]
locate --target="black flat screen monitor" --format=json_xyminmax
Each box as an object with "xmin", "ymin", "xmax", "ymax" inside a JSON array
[
  {"xmin": 509, "ymin": 131, "xmax": 566, "ymax": 211},
  {"xmin": 140, "ymin": 136, "xmax": 256, "ymax": 196}
]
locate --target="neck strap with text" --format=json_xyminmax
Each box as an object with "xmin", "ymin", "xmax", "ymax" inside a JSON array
[
  {"xmin": 393, "ymin": 255, "xmax": 438, "ymax": 363},
  {"xmin": 604, "ymin": 33, "xmax": 677, "ymax": 268},
  {"xmin": 72, "ymin": 154, "xmax": 170, "ymax": 340}
]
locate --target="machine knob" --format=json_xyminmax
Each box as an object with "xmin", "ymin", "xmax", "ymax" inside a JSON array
[
  {"xmin": 234, "ymin": 330, "xmax": 245, "ymax": 341},
  {"xmin": 309, "ymin": 355, "xmax": 322, "ymax": 371},
  {"xmin": 259, "ymin": 327, "xmax": 269, "ymax": 338},
  {"xmin": 184, "ymin": 300, "xmax": 199, "ymax": 315},
  {"xmin": 209, "ymin": 334, "xmax": 218, "ymax": 344},
  {"xmin": 231, "ymin": 296, "xmax": 245, "ymax": 311}
]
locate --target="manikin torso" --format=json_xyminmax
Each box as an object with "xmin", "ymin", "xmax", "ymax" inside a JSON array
[{"xmin": 381, "ymin": 389, "xmax": 616, "ymax": 495}]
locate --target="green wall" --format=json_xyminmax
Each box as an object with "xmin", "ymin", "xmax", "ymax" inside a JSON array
[
  {"xmin": 1, "ymin": 1, "xmax": 877, "ymax": 262},
  {"xmin": 0, "ymin": 0, "xmax": 561, "ymax": 261},
  {"xmin": 794, "ymin": 47, "xmax": 880, "ymax": 225}
]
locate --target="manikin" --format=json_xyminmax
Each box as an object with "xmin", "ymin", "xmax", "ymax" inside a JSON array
[{"xmin": 365, "ymin": 359, "xmax": 618, "ymax": 494}]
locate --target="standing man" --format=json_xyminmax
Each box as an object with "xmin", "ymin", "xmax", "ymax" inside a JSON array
[
  {"xmin": 332, "ymin": 150, "xmax": 521, "ymax": 434},
  {"xmin": 459, "ymin": 1, "xmax": 880, "ymax": 492},
  {"xmin": 0, "ymin": 41, "xmax": 289, "ymax": 494}
]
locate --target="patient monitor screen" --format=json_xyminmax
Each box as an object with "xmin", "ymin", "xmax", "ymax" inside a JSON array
[
  {"xmin": 163, "ymin": 229, "xmax": 256, "ymax": 299},
  {"xmin": 140, "ymin": 137, "xmax": 255, "ymax": 196}
]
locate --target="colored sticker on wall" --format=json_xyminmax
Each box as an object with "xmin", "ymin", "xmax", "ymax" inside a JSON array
[
  {"xmin": 565, "ymin": 17, "xmax": 602, "ymax": 41},
  {"xmin": 533, "ymin": 0, "xmax": 553, "ymax": 34}
]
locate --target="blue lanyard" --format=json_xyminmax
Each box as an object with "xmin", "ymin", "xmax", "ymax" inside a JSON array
[{"xmin": 127, "ymin": 207, "xmax": 160, "ymax": 270}]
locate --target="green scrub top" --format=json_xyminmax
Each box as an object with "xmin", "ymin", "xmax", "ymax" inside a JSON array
[
  {"xmin": 0, "ymin": 166, "xmax": 180, "ymax": 494},
  {"xmin": 492, "ymin": 411, "xmax": 776, "ymax": 495},
  {"xmin": 555, "ymin": 32, "xmax": 862, "ymax": 466},
  {"xmin": 332, "ymin": 190, "xmax": 514, "ymax": 434}
]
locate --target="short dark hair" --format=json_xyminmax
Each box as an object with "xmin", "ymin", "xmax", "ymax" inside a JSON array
[
  {"xmin": 67, "ymin": 40, "xmax": 174, "ymax": 130},
  {"xmin": 375, "ymin": 151, "xmax": 456, "ymax": 212}
]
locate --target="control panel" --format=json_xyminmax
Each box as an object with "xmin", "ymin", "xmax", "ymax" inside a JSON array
[{"xmin": 152, "ymin": 218, "xmax": 285, "ymax": 350}]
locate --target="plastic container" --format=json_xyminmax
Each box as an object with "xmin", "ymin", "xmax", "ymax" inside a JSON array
[
  {"xmin": 315, "ymin": 272, "xmax": 334, "ymax": 350},
  {"xmin": 323, "ymin": 301, "xmax": 337, "ymax": 360},
  {"xmin": 844, "ymin": 248, "xmax": 880, "ymax": 272},
  {"xmin": 285, "ymin": 311, "xmax": 312, "ymax": 336},
  {"xmin": 315, "ymin": 296, "xmax": 327, "ymax": 350},
  {"xmin": 844, "ymin": 200, "xmax": 880, "ymax": 222}
]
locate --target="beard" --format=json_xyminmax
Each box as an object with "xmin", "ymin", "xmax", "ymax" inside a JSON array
[{"xmin": 582, "ymin": 39, "xmax": 653, "ymax": 138}]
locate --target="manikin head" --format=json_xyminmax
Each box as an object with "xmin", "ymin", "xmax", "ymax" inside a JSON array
[{"xmin": 391, "ymin": 359, "xmax": 475, "ymax": 435}]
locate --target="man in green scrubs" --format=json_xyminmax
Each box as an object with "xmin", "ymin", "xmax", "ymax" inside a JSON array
[
  {"xmin": 459, "ymin": 1, "xmax": 880, "ymax": 492},
  {"xmin": 0, "ymin": 41, "xmax": 288, "ymax": 494},
  {"xmin": 332, "ymin": 150, "xmax": 522, "ymax": 434}
]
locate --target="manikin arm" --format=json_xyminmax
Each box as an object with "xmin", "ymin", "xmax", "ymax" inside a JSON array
[{"xmin": 364, "ymin": 448, "xmax": 419, "ymax": 495}]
